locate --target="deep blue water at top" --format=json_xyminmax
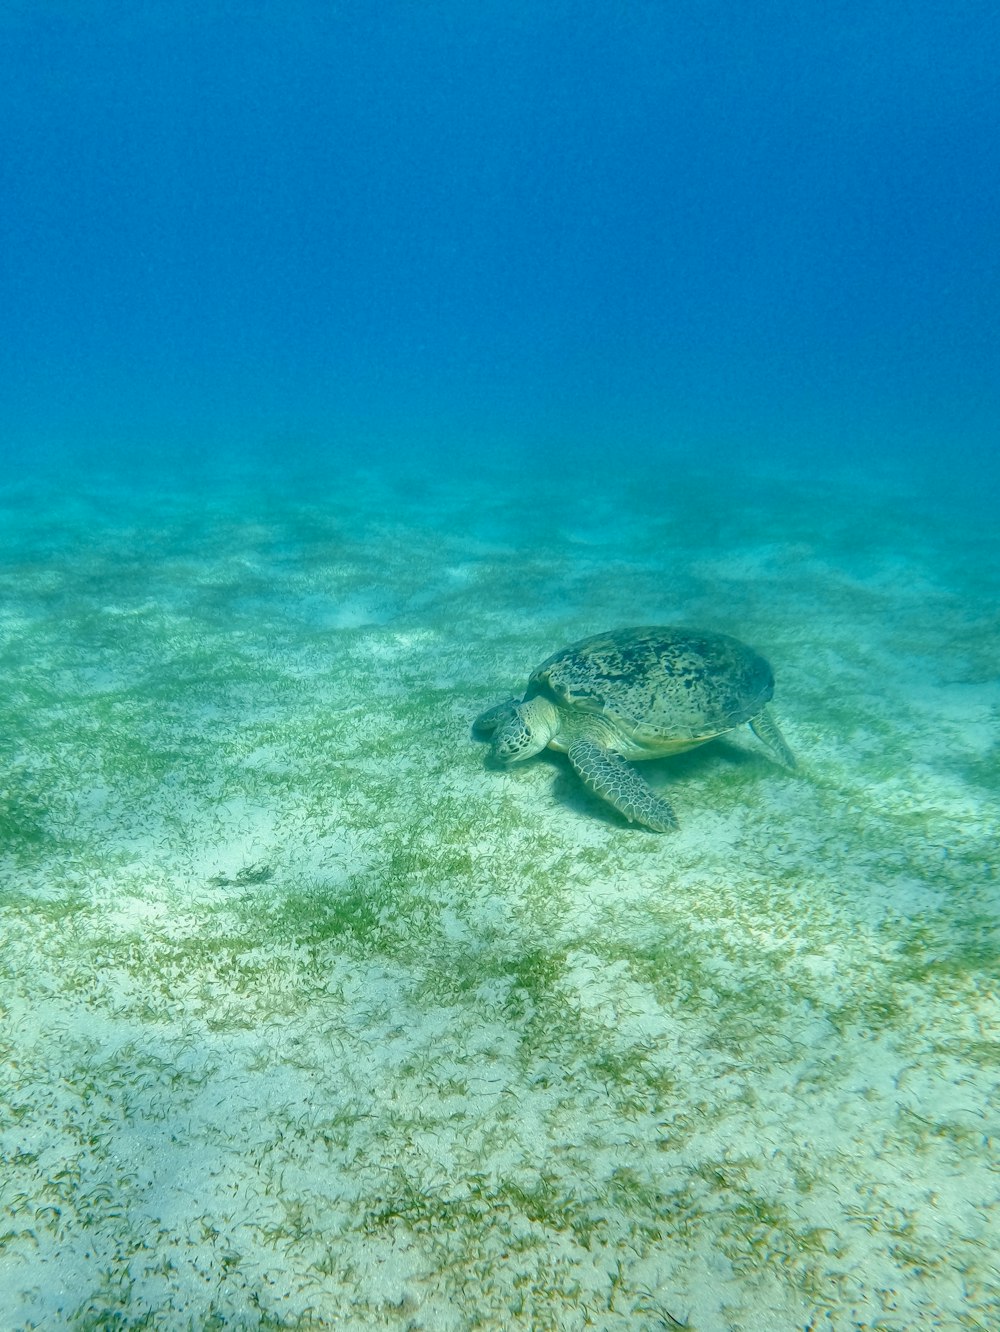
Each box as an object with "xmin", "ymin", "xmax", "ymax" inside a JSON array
[{"xmin": 1, "ymin": 1, "xmax": 997, "ymax": 485}]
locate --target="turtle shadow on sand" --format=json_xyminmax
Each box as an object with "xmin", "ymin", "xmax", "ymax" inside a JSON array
[{"xmin": 474, "ymin": 626, "xmax": 796, "ymax": 833}]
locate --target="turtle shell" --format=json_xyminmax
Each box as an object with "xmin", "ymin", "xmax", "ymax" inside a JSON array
[{"xmin": 528, "ymin": 626, "xmax": 775, "ymax": 746}]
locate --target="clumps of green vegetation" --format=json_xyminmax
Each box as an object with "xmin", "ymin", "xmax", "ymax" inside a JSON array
[
  {"xmin": 252, "ymin": 877, "xmax": 393, "ymax": 954},
  {"xmin": 208, "ymin": 862, "xmax": 274, "ymax": 888},
  {"xmin": 0, "ymin": 768, "xmax": 50, "ymax": 856},
  {"xmin": 894, "ymin": 912, "xmax": 999, "ymax": 985},
  {"xmin": 356, "ymin": 1165, "xmax": 690, "ymax": 1328},
  {"xmin": 2, "ymin": 465, "xmax": 997, "ymax": 1330}
]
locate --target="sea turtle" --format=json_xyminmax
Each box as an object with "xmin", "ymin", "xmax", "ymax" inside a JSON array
[{"xmin": 474, "ymin": 626, "xmax": 795, "ymax": 832}]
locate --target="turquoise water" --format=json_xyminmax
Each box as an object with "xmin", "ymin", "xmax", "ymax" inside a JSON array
[
  {"xmin": 1, "ymin": 5, "xmax": 998, "ymax": 1329},
  {"xmin": 1, "ymin": 452, "xmax": 996, "ymax": 1329}
]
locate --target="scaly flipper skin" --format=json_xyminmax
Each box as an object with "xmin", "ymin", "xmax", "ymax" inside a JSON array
[
  {"xmin": 567, "ymin": 739, "xmax": 679, "ymax": 833},
  {"xmin": 473, "ymin": 701, "xmax": 519, "ymax": 736},
  {"xmin": 748, "ymin": 706, "xmax": 796, "ymax": 769}
]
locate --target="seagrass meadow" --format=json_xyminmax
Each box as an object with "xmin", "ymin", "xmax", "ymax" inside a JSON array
[{"xmin": 0, "ymin": 450, "xmax": 997, "ymax": 1331}]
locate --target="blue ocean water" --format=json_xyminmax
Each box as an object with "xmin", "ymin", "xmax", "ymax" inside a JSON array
[
  {"xmin": 1, "ymin": 4, "xmax": 998, "ymax": 1329},
  {"xmin": 2, "ymin": 1, "xmax": 998, "ymax": 479}
]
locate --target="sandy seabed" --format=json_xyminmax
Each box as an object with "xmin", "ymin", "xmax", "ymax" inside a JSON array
[{"xmin": 0, "ymin": 446, "xmax": 996, "ymax": 1331}]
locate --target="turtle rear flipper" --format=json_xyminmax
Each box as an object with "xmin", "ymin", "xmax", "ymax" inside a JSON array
[
  {"xmin": 748, "ymin": 706, "xmax": 796, "ymax": 769},
  {"xmin": 568, "ymin": 739, "xmax": 679, "ymax": 833}
]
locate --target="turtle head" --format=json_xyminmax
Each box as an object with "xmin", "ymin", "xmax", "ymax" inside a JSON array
[{"xmin": 491, "ymin": 696, "xmax": 560, "ymax": 763}]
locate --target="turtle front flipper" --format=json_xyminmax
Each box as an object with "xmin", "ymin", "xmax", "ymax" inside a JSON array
[
  {"xmin": 473, "ymin": 700, "xmax": 519, "ymax": 736},
  {"xmin": 567, "ymin": 739, "xmax": 679, "ymax": 833},
  {"xmin": 748, "ymin": 706, "xmax": 796, "ymax": 769}
]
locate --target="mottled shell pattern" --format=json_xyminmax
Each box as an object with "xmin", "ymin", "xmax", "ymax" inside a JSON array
[{"xmin": 527, "ymin": 626, "xmax": 774, "ymax": 748}]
